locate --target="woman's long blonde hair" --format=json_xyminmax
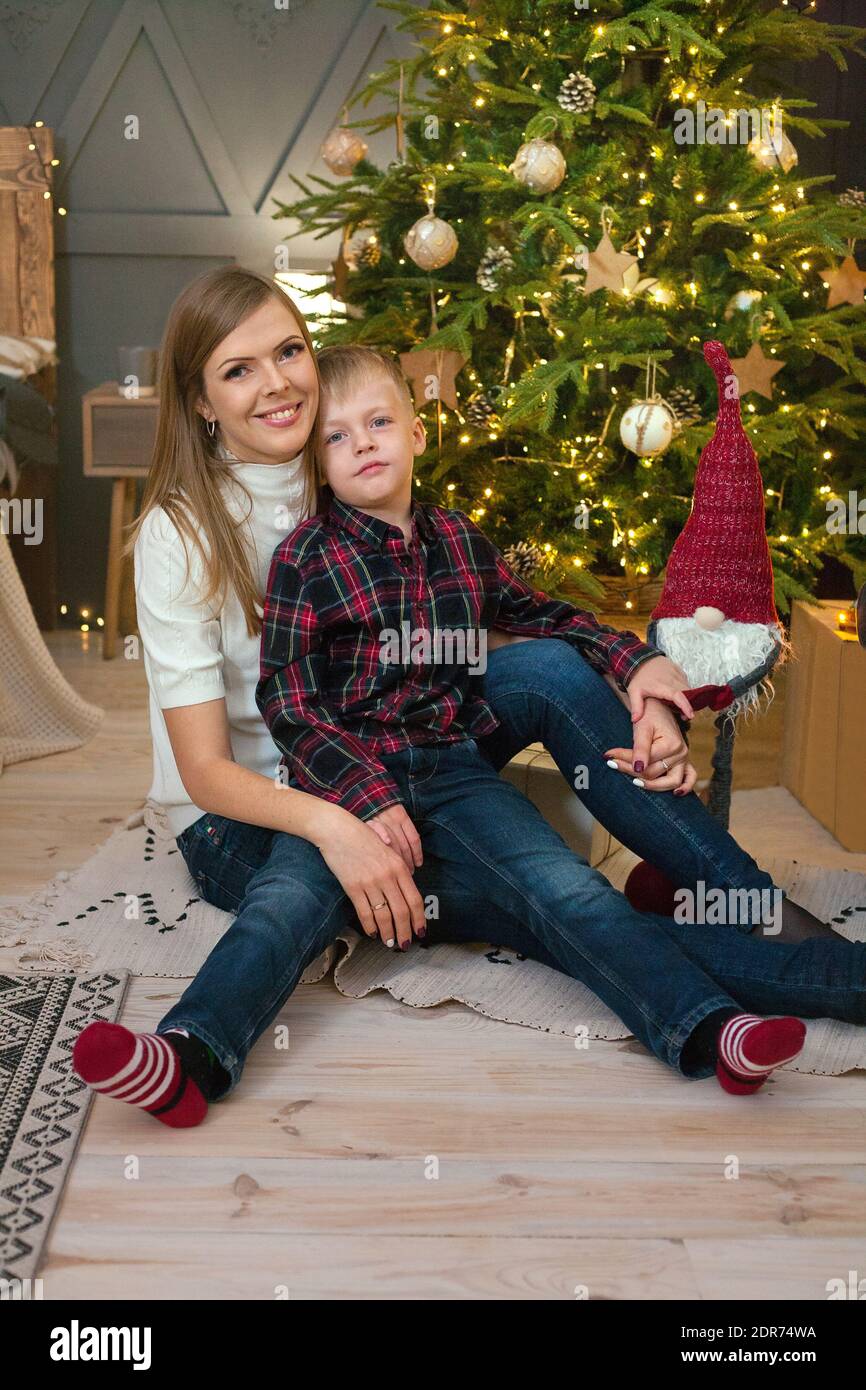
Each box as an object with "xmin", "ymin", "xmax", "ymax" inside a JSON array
[{"xmin": 123, "ymin": 265, "xmax": 321, "ymax": 637}]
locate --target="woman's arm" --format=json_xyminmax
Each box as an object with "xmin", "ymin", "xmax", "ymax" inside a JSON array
[{"xmin": 163, "ymin": 697, "xmax": 426, "ymax": 948}]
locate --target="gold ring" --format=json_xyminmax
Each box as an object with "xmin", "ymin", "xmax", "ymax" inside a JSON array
[
  {"xmin": 662, "ymin": 759, "xmax": 670, "ymax": 772},
  {"xmin": 371, "ymin": 900, "xmax": 388, "ymax": 911}
]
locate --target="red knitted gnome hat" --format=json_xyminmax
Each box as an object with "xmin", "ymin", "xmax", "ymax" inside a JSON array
[{"xmin": 650, "ymin": 340, "xmax": 779, "ymax": 627}]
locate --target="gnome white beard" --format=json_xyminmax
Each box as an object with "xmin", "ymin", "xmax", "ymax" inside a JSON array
[{"xmin": 653, "ymin": 617, "xmax": 786, "ymax": 718}]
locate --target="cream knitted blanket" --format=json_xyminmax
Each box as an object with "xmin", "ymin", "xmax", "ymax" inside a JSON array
[{"xmin": 0, "ymin": 527, "xmax": 104, "ymax": 772}]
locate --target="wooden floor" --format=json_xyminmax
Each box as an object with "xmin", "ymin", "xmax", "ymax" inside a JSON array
[{"xmin": 1, "ymin": 630, "xmax": 865, "ymax": 1301}]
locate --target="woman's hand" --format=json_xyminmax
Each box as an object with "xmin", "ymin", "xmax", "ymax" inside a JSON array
[
  {"xmin": 604, "ymin": 697, "xmax": 698, "ymax": 795},
  {"xmin": 309, "ymin": 804, "xmax": 427, "ymax": 950},
  {"xmin": 626, "ymin": 655, "xmax": 695, "ymax": 722}
]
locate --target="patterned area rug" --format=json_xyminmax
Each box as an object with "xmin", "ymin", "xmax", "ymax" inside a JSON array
[
  {"xmin": 0, "ymin": 970, "xmax": 129, "ymax": 1282},
  {"xmin": 0, "ymin": 805, "xmax": 865, "ymax": 1076}
]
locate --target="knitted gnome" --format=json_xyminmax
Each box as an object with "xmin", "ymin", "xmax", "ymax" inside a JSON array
[{"xmin": 646, "ymin": 340, "xmax": 787, "ymax": 719}]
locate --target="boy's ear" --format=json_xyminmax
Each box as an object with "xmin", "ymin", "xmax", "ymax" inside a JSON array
[{"xmin": 412, "ymin": 414, "xmax": 427, "ymax": 454}]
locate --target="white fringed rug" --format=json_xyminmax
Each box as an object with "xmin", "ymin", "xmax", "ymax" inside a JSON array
[
  {"xmin": 1, "ymin": 804, "xmax": 865, "ymax": 1077},
  {"xmin": 0, "ymin": 969, "xmax": 128, "ymax": 1283}
]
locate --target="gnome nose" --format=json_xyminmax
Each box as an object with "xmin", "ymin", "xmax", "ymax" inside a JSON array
[{"xmin": 695, "ymin": 606, "xmax": 725, "ymax": 630}]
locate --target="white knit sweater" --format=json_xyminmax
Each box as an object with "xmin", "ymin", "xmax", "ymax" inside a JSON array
[{"xmin": 133, "ymin": 445, "xmax": 306, "ymax": 837}]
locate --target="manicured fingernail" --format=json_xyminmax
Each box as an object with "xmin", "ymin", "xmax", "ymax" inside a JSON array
[
  {"xmin": 633, "ymin": 760, "xmax": 644, "ymax": 773},
  {"xmin": 401, "ymin": 940, "xmax": 409, "ymax": 951},
  {"xmin": 386, "ymin": 938, "xmax": 395, "ymax": 948},
  {"xmin": 674, "ymin": 788, "xmax": 686, "ymax": 795},
  {"xmin": 632, "ymin": 777, "xmax": 645, "ymax": 787},
  {"xmin": 417, "ymin": 927, "xmax": 426, "ymax": 939},
  {"xmin": 606, "ymin": 759, "xmax": 618, "ymax": 769}
]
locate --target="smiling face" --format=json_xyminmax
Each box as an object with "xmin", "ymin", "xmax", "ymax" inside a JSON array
[
  {"xmin": 318, "ymin": 371, "xmax": 426, "ymax": 517},
  {"xmin": 196, "ymin": 295, "xmax": 319, "ymax": 464}
]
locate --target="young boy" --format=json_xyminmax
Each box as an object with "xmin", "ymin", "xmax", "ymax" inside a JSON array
[{"xmin": 255, "ymin": 345, "xmax": 808, "ymax": 1094}]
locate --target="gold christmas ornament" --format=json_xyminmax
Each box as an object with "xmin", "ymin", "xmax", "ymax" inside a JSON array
[
  {"xmin": 404, "ymin": 213, "xmax": 459, "ymax": 270},
  {"xmin": 320, "ymin": 125, "xmax": 368, "ymax": 176},
  {"xmin": 747, "ymin": 126, "xmax": 797, "ymax": 175},
  {"xmin": 508, "ymin": 138, "xmax": 566, "ymax": 193},
  {"xmin": 398, "ymin": 348, "xmax": 467, "ymax": 410},
  {"xmin": 819, "ymin": 255, "xmax": 866, "ymax": 308},
  {"xmin": 729, "ymin": 342, "xmax": 785, "ymax": 399}
]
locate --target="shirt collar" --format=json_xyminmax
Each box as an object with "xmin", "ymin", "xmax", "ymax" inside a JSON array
[{"xmin": 327, "ymin": 494, "xmax": 437, "ymax": 550}]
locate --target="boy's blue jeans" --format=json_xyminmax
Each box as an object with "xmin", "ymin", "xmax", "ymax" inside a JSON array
[{"xmin": 158, "ymin": 640, "xmax": 866, "ymax": 1098}]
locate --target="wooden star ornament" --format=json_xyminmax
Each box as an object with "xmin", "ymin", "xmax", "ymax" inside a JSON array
[
  {"xmin": 729, "ymin": 342, "xmax": 785, "ymax": 400},
  {"xmin": 581, "ymin": 232, "xmax": 639, "ymax": 296},
  {"xmin": 819, "ymin": 256, "xmax": 866, "ymax": 309},
  {"xmin": 399, "ymin": 348, "xmax": 467, "ymax": 410}
]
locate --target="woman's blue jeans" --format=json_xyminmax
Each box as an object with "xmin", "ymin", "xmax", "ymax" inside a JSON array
[{"xmin": 158, "ymin": 640, "xmax": 866, "ymax": 1098}]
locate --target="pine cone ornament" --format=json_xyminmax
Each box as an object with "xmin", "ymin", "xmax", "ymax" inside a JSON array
[
  {"xmin": 557, "ymin": 71, "xmax": 596, "ymax": 115},
  {"xmin": 465, "ymin": 389, "xmax": 500, "ymax": 429},
  {"xmin": 476, "ymin": 244, "xmax": 515, "ymax": 291},
  {"xmin": 357, "ymin": 237, "xmax": 381, "ymax": 269},
  {"xmin": 503, "ymin": 540, "xmax": 546, "ymax": 580},
  {"xmin": 839, "ymin": 187, "xmax": 866, "ymax": 209},
  {"xmin": 667, "ymin": 385, "xmax": 702, "ymax": 432}
]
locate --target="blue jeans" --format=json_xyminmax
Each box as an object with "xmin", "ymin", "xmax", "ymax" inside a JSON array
[{"xmin": 159, "ymin": 676, "xmax": 866, "ymax": 1099}]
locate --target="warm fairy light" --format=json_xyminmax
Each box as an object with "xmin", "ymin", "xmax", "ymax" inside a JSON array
[
  {"xmin": 442, "ymin": 21, "xmax": 452, "ymax": 32},
  {"xmin": 484, "ymin": 487, "xmax": 492, "ymax": 497},
  {"xmin": 447, "ymin": 483, "xmax": 456, "ymax": 491},
  {"xmin": 460, "ymin": 433, "xmax": 471, "ymax": 443},
  {"xmin": 595, "ymin": 25, "xmax": 605, "ymax": 35},
  {"xmin": 438, "ymin": 67, "xmax": 447, "ymax": 75},
  {"xmin": 80, "ymin": 623, "xmax": 89, "ymax": 632},
  {"xmin": 694, "ymin": 192, "xmax": 705, "ymax": 203},
  {"xmin": 728, "ymin": 201, "xmax": 738, "ymax": 210},
  {"xmin": 823, "ymin": 450, "xmax": 833, "ymax": 459},
  {"xmin": 96, "ymin": 617, "xmax": 104, "ymax": 627},
  {"xmin": 60, "ymin": 603, "xmax": 67, "ymax": 614},
  {"xmin": 572, "ymin": 557, "xmax": 583, "ymax": 568},
  {"xmin": 81, "ymin": 608, "xmax": 90, "ymax": 618},
  {"xmin": 474, "ymin": 96, "xmax": 485, "ymax": 107}
]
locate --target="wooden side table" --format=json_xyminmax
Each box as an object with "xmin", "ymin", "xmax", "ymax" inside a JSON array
[{"xmin": 82, "ymin": 382, "xmax": 158, "ymax": 658}]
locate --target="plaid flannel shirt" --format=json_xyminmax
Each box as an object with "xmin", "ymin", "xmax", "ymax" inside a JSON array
[{"xmin": 256, "ymin": 496, "xmax": 661, "ymax": 821}]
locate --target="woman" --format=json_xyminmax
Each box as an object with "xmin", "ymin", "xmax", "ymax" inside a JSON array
[{"xmin": 71, "ymin": 266, "xmax": 856, "ymax": 1126}]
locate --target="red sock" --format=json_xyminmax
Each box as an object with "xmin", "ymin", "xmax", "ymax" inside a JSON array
[
  {"xmin": 716, "ymin": 1013, "xmax": 806, "ymax": 1095},
  {"xmin": 72, "ymin": 1021, "xmax": 208, "ymax": 1127}
]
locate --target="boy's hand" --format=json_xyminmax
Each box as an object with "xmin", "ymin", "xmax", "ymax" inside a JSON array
[
  {"xmin": 626, "ymin": 655, "xmax": 695, "ymax": 723},
  {"xmin": 368, "ymin": 804, "xmax": 424, "ymax": 873}
]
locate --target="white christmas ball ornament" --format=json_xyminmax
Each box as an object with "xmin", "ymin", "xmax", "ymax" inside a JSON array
[
  {"xmin": 320, "ymin": 126, "xmax": 368, "ymax": 176},
  {"xmin": 619, "ymin": 400, "xmax": 674, "ymax": 457},
  {"xmin": 694, "ymin": 606, "xmax": 726, "ymax": 631},
  {"xmin": 508, "ymin": 138, "xmax": 566, "ymax": 193},
  {"xmin": 404, "ymin": 214, "xmax": 459, "ymax": 270}
]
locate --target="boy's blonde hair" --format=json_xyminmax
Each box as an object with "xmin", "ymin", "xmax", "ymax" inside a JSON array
[{"xmin": 312, "ymin": 345, "xmax": 416, "ymax": 510}]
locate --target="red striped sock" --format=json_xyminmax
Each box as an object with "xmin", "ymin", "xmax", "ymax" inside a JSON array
[
  {"xmin": 72, "ymin": 1021, "xmax": 208, "ymax": 1127},
  {"xmin": 716, "ymin": 1013, "xmax": 806, "ymax": 1095}
]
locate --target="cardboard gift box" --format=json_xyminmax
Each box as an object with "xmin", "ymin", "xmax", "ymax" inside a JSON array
[{"xmin": 781, "ymin": 600, "xmax": 866, "ymax": 852}]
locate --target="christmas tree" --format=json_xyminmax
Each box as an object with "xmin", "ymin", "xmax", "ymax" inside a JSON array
[{"xmin": 273, "ymin": 0, "xmax": 866, "ymax": 616}]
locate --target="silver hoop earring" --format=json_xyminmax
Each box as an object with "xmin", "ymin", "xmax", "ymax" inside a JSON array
[{"xmin": 206, "ymin": 418, "xmax": 216, "ymax": 438}]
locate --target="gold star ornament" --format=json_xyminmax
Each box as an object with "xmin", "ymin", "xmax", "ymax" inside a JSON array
[
  {"xmin": 728, "ymin": 342, "xmax": 785, "ymax": 400},
  {"xmin": 399, "ymin": 349, "xmax": 467, "ymax": 410},
  {"xmin": 819, "ymin": 256, "xmax": 866, "ymax": 309},
  {"xmin": 581, "ymin": 232, "xmax": 638, "ymax": 296}
]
